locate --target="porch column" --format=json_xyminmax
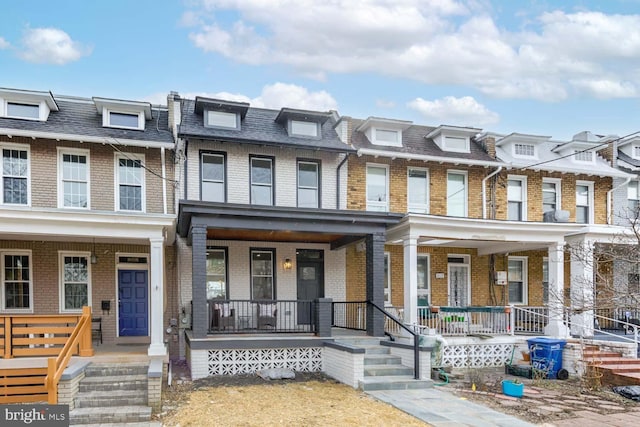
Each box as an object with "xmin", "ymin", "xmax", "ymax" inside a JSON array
[
  {"xmin": 366, "ymin": 232, "xmax": 386, "ymax": 336},
  {"xmin": 403, "ymin": 237, "xmax": 418, "ymax": 326},
  {"xmin": 191, "ymin": 224, "xmax": 208, "ymax": 339},
  {"xmin": 570, "ymin": 238, "xmax": 595, "ymax": 337},
  {"xmin": 544, "ymin": 242, "xmax": 570, "ymax": 338},
  {"xmin": 148, "ymin": 237, "xmax": 167, "ymax": 356}
]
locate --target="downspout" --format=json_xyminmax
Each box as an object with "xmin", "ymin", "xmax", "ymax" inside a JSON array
[
  {"xmin": 336, "ymin": 153, "xmax": 350, "ymax": 209},
  {"xmin": 607, "ymin": 176, "xmax": 631, "ymax": 224},
  {"xmin": 482, "ymin": 166, "xmax": 503, "ymax": 219},
  {"xmin": 161, "ymin": 147, "xmax": 167, "ymax": 215}
]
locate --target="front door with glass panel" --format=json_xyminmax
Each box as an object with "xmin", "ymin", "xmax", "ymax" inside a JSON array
[
  {"xmin": 448, "ymin": 257, "xmax": 469, "ymax": 307},
  {"xmin": 417, "ymin": 255, "xmax": 430, "ymax": 306},
  {"xmin": 296, "ymin": 250, "xmax": 324, "ymax": 325}
]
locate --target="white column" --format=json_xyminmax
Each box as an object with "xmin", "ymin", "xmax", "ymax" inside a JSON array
[
  {"xmin": 403, "ymin": 237, "xmax": 418, "ymax": 326},
  {"xmin": 544, "ymin": 242, "xmax": 570, "ymax": 337},
  {"xmin": 148, "ymin": 237, "xmax": 167, "ymax": 356},
  {"xmin": 570, "ymin": 238, "xmax": 595, "ymax": 337}
]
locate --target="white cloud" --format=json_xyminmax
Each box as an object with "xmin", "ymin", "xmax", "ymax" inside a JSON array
[
  {"xmin": 0, "ymin": 37, "xmax": 10, "ymax": 49},
  {"xmin": 407, "ymin": 96, "xmax": 500, "ymax": 126},
  {"xmin": 184, "ymin": 1, "xmax": 640, "ymax": 101},
  {"xmin": 19, "ymin": 27, "xmax": 91, "ymax": 65},
  {"xmin": 145, "ymin": 83, "xmax": 338, "ymax": 111}
]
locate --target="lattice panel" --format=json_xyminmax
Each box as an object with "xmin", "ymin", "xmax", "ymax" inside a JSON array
[
  {"xmin": 207, "ymin": 347, "xmax": 323, "ymax": 376},
  {"xmin": 442, "ymin": 344, "xmax": 513, "ymax": 368}
]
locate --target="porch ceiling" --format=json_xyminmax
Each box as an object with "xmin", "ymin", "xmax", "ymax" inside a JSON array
[
  {"xmin": 207, "ymin": 228, "xmax": 343, "ymax": 244},
  {"xmin": 386, "ymin": 214, "xmax": 585, "ymax": 255}
]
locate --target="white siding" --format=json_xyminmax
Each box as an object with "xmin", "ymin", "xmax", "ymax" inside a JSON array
[{"xmin": 185, "ymin": 141, "xmax": 342, "ymax": 208}]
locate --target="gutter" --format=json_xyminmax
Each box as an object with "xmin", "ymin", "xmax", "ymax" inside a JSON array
[
  {"xmin": 607, "ymin": 176, "xmax": 631, "ymax": 224},
  {"xmin": 357, "ymin": 147, "xmax": 505, "ymax": 168},
  {"xmin": 482, "ymin": 167, "xmax": 503, "ymax": 219},
  {"xmin": 161, "ymin": 147, "xmax": 167, "ymax": 215},
  {"xmin": 336, "ymin": 153, "xmax": 350, "ymax": 209},
  {"xmin": 0, "ymin": 128, "xmax": 173, "ymax": 149}
]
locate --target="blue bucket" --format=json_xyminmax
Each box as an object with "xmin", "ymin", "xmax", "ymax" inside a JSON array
[{"xmin": 502, "ymin": 380, "xmax": 524, "ymax": 398}]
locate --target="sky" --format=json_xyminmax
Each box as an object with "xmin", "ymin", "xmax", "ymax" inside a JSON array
[{"xmin": 2, "ymin": 0, "xmax": 640, "ymax": 140}]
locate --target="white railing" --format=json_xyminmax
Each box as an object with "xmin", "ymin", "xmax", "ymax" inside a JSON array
[
  {"xmin": 592, "ymin": 311, "xmax": 640, "ymax": 347},
  {"xmin": 511, "ymin": 306, "xmax": 549, "ymax": 334}
]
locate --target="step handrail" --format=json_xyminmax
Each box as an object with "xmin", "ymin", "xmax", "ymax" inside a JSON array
[
  {"xmin": 46, "ymin": 306, "xmax": 93, "ymax": 404},
  {"xmin": 592, "ymin": 312, "xmax": 639, "ymax": 347},
  {"xmin": 368, "ymin": 301, "xmax": 420, "ymax": 380}
]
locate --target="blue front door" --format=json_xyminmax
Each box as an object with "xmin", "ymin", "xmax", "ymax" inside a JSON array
[{"xmin": 118, "ymin": 269, "xmax": 148, "ymax": 336}]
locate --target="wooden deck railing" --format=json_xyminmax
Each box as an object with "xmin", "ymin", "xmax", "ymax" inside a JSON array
[{"xmin": 46, "ymin": 306, "xmax": 93, "ymax": 404}]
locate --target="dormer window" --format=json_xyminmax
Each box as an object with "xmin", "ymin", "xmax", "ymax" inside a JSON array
[
  {"xmin": 514, "ymin": 143, "xmax": 535, "ymax": 157},
  {"xmin": 206, "ymin": 110, "xmax": 239, "ymax": 129},
  {"xmin": 7, "ymin": 102, "xmax": 40, "ymax": 120},
  {"xmin": 374, "ymin": 128, "xmax": 400, "ymax": 145},
  {"xmin": 633, "ymin": 145, "xmax": 640, "ymax": 159},
  {"xmin": 444, "ymin": 136, "xmax": 469, "ymax": 152},
  {"xmin": 573, "ymin": 150, "xmax": 594, "ymax": 163},
  {"xmin": 290, "ymin": 120, "xmax": 319, "ymax": 137},
  {"xmin": 93, "ymin": 97, "xmax": 150, "ymax": 131}
]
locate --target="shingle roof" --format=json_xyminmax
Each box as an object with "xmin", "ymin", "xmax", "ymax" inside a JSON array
[
  {"xmin": 349, "ymin": 118, "xmax": 497, "ymax": 162},
  {"xmin": 178, "ymin": 99, "xmax": 354, "ymax": 153},
  {"xmin": 618, "ymin": 151, "xmax": 640, "ymax": 169},
  {"xmin": 0, "ymin": 96, "xmax": 173, "ymax": 144}
]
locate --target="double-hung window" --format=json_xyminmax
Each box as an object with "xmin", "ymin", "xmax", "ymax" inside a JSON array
[
  {"xmin": 2, "ymin": 251, "xmax": 32, "ymax": 311},
  {"xmin": 628, "ymin": 181, "xmax": 640, "ymax": 215},
  {"xmin": 575, "ymin": 181, "xmax": 593, "ymax": 224},
  {"xmin": 408, "ymin": 168, "xmax": 429, "ymax": 213},
  {"xmin": 297, "ymin": 160, "xmax": 319, "ymax": 208},
  {"xmin": 366, "ymin": 164, "xmax": 388, "ymax": 211},
  {"xmin": 250, "ymin": 157, "xmax": 274, "ymax": 205},
  {"xmin": 59, "ymin": 149, "xmax": 89, "ymax": 208},
  {"xmin": 59, "ymin": 252, "xmax": 90, "ymax": 312},
  {"xmin": 251, "ymin": 249, "xmax": 275, "ymax": 299},
  {"xmin": 116, "ymin": 154, "xmax": 144, "ymax": 212},
  {"xmin": 542, "ymin": 179, "xmax": 560, "ymax": 213},
  {"xmin": 417, "ymin": 254, "xmax": 430, "ymax": 306},
  {"xmin": 508, "ymin": 257, "xmax": 527, "ymax": 305},
  {"xmin": 7, "ymin": 102, "xmax": 40, "ymax": 120},
  {"xmin": 507, "ymin": 176, "xmax": 526, "ymax": 221},
  {"xmin": 542, "ymin": 258, "xmax": 549, "ymax": 304},
  {"xmin": 2, "ymin": 147, "xmax": 29, "ymax": 205},
  {"xmin": 447, "ymin": 171, "xmax": 467, "ymax": 217},
  {"xmin": 201, "ymin": 152, "xmax": 226, "ymax": 202},
  {"xmin": 206, "ymin": 248, "xmax": 228, "ymax": 299},
  {"xmin": 383, "ymin": 252, "xmax": 391, "ymax": 305}
]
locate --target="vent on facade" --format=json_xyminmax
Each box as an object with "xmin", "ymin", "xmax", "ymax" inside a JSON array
[{"xmin": 543, "ymin": 210, "xmax": 570, "ymax": 223}]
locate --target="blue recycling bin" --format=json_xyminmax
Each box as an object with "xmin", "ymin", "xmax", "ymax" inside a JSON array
[{"xmin": 527, "ymin": 337, "xmax": 566, "ymax": 379}]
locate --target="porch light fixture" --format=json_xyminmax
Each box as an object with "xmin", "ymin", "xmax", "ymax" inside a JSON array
[
  {"xmin": 283, "ymin": 258, "xmax": 292, "ymax": 270},
  {"xmin": 91, "ymin": 239, "xmax": 98, "ymax": 264}
]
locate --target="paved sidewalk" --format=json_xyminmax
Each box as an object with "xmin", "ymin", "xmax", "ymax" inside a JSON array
[{"xmin": 367, "ymin": 388, "xmax": 534, "ymax": 427}]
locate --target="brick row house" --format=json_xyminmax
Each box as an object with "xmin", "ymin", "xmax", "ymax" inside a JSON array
[{"xmin": 0, "ymin": 87, "xmax": 176, "ymax": 358}]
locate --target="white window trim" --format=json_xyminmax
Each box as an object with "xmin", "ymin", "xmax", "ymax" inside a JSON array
[
  {"xmin": 407, "ymin": 167, "xmax": 429, "ymax": 214},
  {"xmin": 372, "ymin": 128, "xmax": 402, "ymax": 147},
  {"xmin": 507, "ymin": 174, "xmax": 527, "ymax": 221},
  {"xmin": 384, "ymin": 252, "xmax": 391, "ymax": 306},
  {"xmin": 57, "ymin": 147, "xmax": 90, "ymax": 210},
  {"xmin": 205, "ymin": 110, "xmax": 239, "ymax": 129},
  {"xmin": 443, "ymin": 135, "xmax": 470, "ymax": 153},
  {"xmin": 114, "ymin": 153, "xmax": 146, "ymax": 213},
  {"xmin": 417, "ymin": 253, "xmax": 431, "ymax": 307},
  {"xmin": 114, "ymin": 252, "xmax": 150, "ymax": 338},
  {"xmin": 508, "ymin": 256, "xmax": 528, "ymax": 305},
  {"xmin": 572, "ymin": 150, "xmax": 596, "ymax": 164},
  {"xmin": 576, "ymin": 180, "xmax": 594, "ymax": 224},
  {"xmin": 366, "ymin": 163, "xmax": 389, "ymax": 212},
  {"xmin": 1, "ymin": 250, "xmax": 33, "ymax": 313},
  {"xmin": 542, "ymin": 256, "xmax": 549, "ymax": 304},
  {"xmin": 5, "ymin": 100, "xmax": 43, "ymax": 121},
  {"xmin": 633, "ymin": 145, "xmax": 640, "ymax": 160},
  {"xmin": 290, "ymin": 120, "xmax": 320, "ymax": 138},
  {"xmin": 446, "ymin": 170, "xmax": 468, "ymax": 217},
  {"xmin": 0, "ymin": 142, "xmax": 31, "ymax": 207},
  {"xmin": 512, "ymin": 143, "xmax": 537, "ymax": 159},
  {"xmin": 103, "ymin": 109, "xmax": 145, "ymax": 130},
  {"xmin": 58, "ymin": 251, "xmax": 92, "ymax": 313},
  {"xmin": 542, "ymin": 177, "xmax": 562, "ymax": 212}
]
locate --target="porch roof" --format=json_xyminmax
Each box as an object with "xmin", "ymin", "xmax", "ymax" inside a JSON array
[
  {"xmin": 386, "ymin": 214, "xmax": 585, "ymax": 255},
  {"xmin": 178, "ymin": 201, "xmax": 403, "ymax": 249}
]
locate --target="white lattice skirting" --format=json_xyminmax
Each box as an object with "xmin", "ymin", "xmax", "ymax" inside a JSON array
[
  {"xmin": 442, "ymin": 344, "xmax": 513, "ymax": 368},
  {"xmin": 208, "ymin": 348, "xmax": 323, "ymax": 376}
]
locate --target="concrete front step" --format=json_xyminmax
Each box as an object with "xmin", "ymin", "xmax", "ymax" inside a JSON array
[
  {"xmin": 360, "ymin": 345, "xmax": 391, "ymax": 355},
  {"xmin": 74, "ymin": 390, "xmax": 147, "ymax": 408},
  {"xmin": 335, "ymin": 338, "xmax": 383, "ymax": 347},
  {"xmin": 78, "ymin": 374, "xmax": 148, "ymax": 392},
  {"xmin": 363, "ymin": 354, "xmax": 402, "ymax": 365},
  {"xmin": 84, "ymin": 364, "xmax": 148, "ymax": 377},
  {"xmin": 364, "ymin": 364, "xmax": 413, "ymax": 377},
  {"xmin": 70, "ymin": 406, "xmax": 151, "ymax": 425},
  {"xmin": 359, "ymin": 375, "xmax": 433, "ymax": 391}
]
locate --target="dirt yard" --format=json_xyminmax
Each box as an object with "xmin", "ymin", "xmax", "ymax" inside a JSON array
[{"xmin": 158, "ymin": 371, "xmax": 428, "ymax": 426}]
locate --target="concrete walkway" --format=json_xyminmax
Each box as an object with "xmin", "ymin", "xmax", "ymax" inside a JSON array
[{"xmin": 367, "ymin": 388, "xmax": 534, "ymax": 427}]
